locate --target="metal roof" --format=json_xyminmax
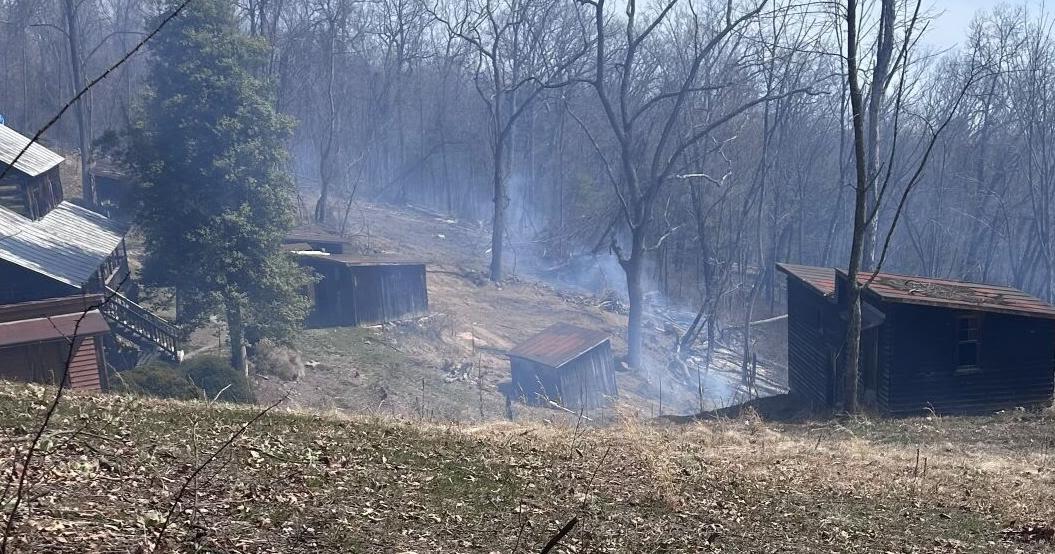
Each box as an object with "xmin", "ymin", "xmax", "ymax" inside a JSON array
[
  {"xmin": 0, "ymin": 125, "xmax": 64, "ymax": 177},
  {"xmin": 507, "ymin": 323, "xmax": 610, "ymax": 368},
  {"xmin": 0, "ymin": 206, "xmax": 29, "ymax": 236},
  {"xmin": 0, "ymin": 202, "xmax": 126, "ymax": 287},
  {"xmin": 0, "ymin": 310, "xmax": 110, "ymax": 348},
  {"xmin": 294, "ymin": 252, "xmax": 425, "ymax": 267},
  {"xmin": 776, "ymin": 263, "xmax": 836, "ymax": 296},
  {"xmin": 778, "ymin": 263, "xmax": 1055, "ymax": 320}
]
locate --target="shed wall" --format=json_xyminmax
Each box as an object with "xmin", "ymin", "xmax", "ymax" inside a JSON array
[
  {"xmin": 882, "ymin": 303, "xmax": 1055, "ymax": 414},
  {"xmin": 557, "ymin": 341, "xmax": 617, "ymax": 409},
  {"xmin": 786, "ymin": 280, "xmax": 838, "ymax": 407},
  {"xmin": 305, "ymin": 261, "xmax": 428, "ymax": 327}
]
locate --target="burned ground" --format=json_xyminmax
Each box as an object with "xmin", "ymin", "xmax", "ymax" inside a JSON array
[{"xmin": 231, "ymin": 202, "xmax": 789, "ymax": 421}]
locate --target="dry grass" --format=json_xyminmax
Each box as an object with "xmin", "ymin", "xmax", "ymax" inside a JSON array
[{"xmin": 1, "ymin": 381, "xmax": 1053, "ymax": 552}]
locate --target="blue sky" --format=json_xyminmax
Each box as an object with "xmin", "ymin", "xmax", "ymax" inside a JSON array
[{"xmin": 925, "ymin": 0, "xmax": 1002, "ymax": 49}]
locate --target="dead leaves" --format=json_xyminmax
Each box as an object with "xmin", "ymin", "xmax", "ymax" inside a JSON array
[{"xmin": 0, "ymin": 384, "xmax": 1051, "ymax": 552}]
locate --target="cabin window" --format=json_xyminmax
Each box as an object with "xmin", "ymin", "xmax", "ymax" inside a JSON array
[{"xmin": 956, "ymin": 315, "xmax": 980, "ymax": 370}]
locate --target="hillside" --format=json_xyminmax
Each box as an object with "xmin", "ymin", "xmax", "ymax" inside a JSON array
[
  {"xmin": 2, "ymin": 383, "xmax": 1054, "ymax": 552},
  {"xmin": 187, "ymin": 200, "xmax": 790, "ymax": 422}
]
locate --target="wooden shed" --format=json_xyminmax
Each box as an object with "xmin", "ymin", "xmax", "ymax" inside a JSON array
[
  {"xmin": 507, "ymin": 323, "xmax": 618, "ymax": 410},
  {"xmin": 0, "ymin": 124, "xmax": 64, "ymax": 219},
  {"xmin": 295, "ymin": 253, "xmax": 428, "ymax": 327},
  {"xmin": 0, "ymin": 295, "xmax": 111, "ymax": 391},
  {"xmin": 778, "ymin": 263, "xmax": 1055, "ymax": 414}
]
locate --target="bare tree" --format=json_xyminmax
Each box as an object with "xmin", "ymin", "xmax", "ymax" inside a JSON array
[
  {"xmin": 432, "ymin": 0, "xmax": 586, "ymax": 281},
  {"xmin": 577, "ymin": 0, "xmax": 810, "ymax": 370}
]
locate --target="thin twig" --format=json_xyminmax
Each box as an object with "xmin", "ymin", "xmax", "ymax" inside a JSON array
[{"xmin": 539, "ymin": 517, "xmax": 578, "ymax": 554}]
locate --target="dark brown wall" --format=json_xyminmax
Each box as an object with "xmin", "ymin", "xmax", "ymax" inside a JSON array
[
  {"xmin": 880, "ymin": 303, "xmax": 1055, "ymax": 414},
  {"xmin": 0, "ymin": 336, "xmax": 105, "ymax": 392},
  {"xmin": 786, "ymin": 280, "xmax": 839, "ymax": 407},
  {"xmin": 303, "ymin": 261, "xmax": 428, "ymax": 327},
  {"xmin": 0, "ymin": 168, "xmax": 62, "ymax": 219}
]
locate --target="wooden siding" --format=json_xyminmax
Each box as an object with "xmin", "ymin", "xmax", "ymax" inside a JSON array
[
  {"xmin": 0, "ymin": 168, "xmax": 62, "ymax": 219},
  {"xmin": 305, "ymin": 261, "xmax": 428, "ymax": 327},
  {"xmin": 510, "ymin": 341, "xmax": 617, "ymax": 410},
  {"xmin": 882, "ymin": 303, "xmax": 1055, "ymax": 414},
  {"xmin": 786, "ymin": 280, "xmax": 837, "ymax": 407},
  {"xmin": 0, "ymin": 336, "xmax": 106, "ymax": 391},
  {"xmin": 67, "ymin": 337, "xmax": 104, "ymax": 391}
]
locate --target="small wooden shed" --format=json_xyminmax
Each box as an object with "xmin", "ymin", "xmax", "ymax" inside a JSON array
[
  {"xmin": 0, "ymin": 295, "xmax": 111, "ymax": 391},
  {"xmin": 508, "ymin": 323, "xmax": 617, "ymax": 410},
  {"xmin": 0, "ymin": 124, "xmax": 64, "ymax": 219},
  {"xmin": 295, "ymin": 253, "xmax": 428, "ymax": 327},
  {"xmin": 778, "ymin": 263, "xmax": 1055, "ymax": 414}
]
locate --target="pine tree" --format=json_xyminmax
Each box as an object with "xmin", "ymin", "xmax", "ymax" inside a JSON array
[{"xmin": 127, "ymin": 0, "xmax": 309, "ymax": 370}]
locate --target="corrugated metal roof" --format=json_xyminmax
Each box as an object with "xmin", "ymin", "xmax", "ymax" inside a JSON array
[
  {"xmin": 295, "ymin": 252, "xmax": 425, "ymax": 267},
  {"xmin": 778, "ymin": 263, "xmax": 1055, "ymax": 320},
  {"xmin": 776, "ymin": 263, "xmax": 837, "ymax": 296},
  {"xmin": 507, "ymin": 323, "xmax": 610, "ymax": 369},
  {"xmin": 0, "ymin": 202, "xmax": 126, "ymax": 287},
  {"xmin": 0, "ymin": 309, "xmax": 110, "ymax": 348},
  {"xmin": 0, "ymin": 207, "xmax": 29, "ymax": 237},
  {"xmin": 0, "ymin": 125, "xmax": 64, "ymax": 177}
]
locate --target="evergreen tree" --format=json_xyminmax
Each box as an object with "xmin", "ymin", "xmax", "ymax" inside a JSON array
[{"xmin": 127, "ymin": 0, "xmax": 309, "ymax": 369}]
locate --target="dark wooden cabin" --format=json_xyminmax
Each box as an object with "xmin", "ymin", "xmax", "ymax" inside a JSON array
[
  {"xmin": 0, "ymin": 295, "xmax": 111, "ymax": 391},
  {"xmin": 295, "ymin": 253, "xmax": 428, "ymax": 327},
  {"xmin": 508, "ymin": 323, "xmax": 618, "ymax": 410},
  {"xmin": 0, "ymin": 203, "xmax": 181, "ymax": 360},
  {"xmin": 0, "ymin": 124, "xmax": 64, "ymax": 219},
  {"xmin": 778, "ymin": 263, "xmax": 1055, "ymax": 414}
]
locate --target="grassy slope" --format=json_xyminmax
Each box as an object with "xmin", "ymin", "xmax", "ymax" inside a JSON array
[{"xmin": 2, "ymin": 383, "xmax": 1054, "ymax": 552}]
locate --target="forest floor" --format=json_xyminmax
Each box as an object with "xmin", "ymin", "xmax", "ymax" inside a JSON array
[
  {"xmin": 237, "ymin": 200, "xmax": 790, "ymax": 422},
  {"xmin": 3, "ymin": 382, "xmax": 1055, "ymax": 552}
]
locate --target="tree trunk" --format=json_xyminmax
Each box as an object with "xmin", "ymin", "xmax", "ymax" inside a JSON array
[
  {"xmin": 861, "ymin": 0, "xmax": 895, "ymax": 270},
  {"xmin": 622, "ymin": 230, "xmax": 646, "ymax": 373},
  {"xmin": 64, "ymin": 0, "xmax": 95, "ymax": 207},
  {"xmin": 225, "ymin": 296, "xmax": 246, "ymax": 373},
  {"xmin": 314, "ymin": 13, "xmax": 339, "ymax": 224},
  {"xmin": 489, "ymin": 118, "xmax": 507, "ymax": 281},
  {"xmin": 842, "ymin": 0, "xmax": 873, "ymax": 414}
]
